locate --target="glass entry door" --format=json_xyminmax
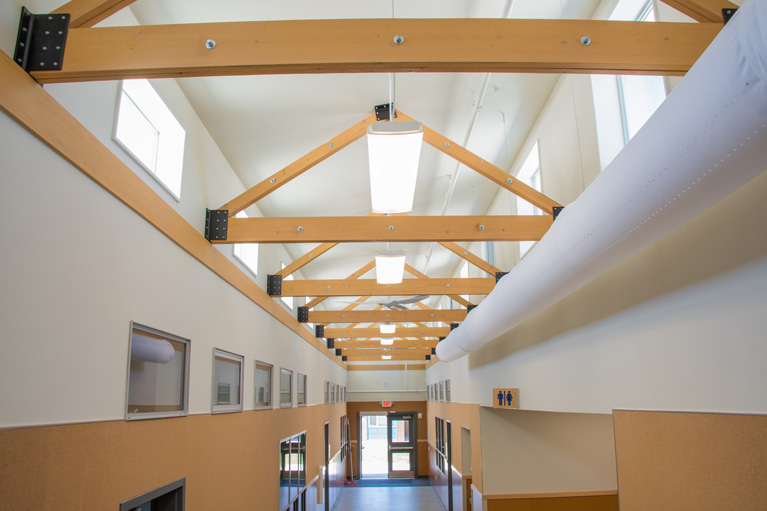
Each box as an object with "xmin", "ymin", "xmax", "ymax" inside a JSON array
[{"xmin": 387, "ymin": 412, "xmax": 416, "ymax": 478}]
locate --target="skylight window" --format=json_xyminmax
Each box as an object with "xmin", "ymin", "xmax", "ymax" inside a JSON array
[
  {"xmin": 516, "ymin": 142, "xmax": 542, "ymax": 257},
  {"xmin": 114, "ymin": 79, "xmax": 185, "ymax": 199},
  {"xmin": 233, "ymin": 211, "xmax": 259, "ymax": 276}
]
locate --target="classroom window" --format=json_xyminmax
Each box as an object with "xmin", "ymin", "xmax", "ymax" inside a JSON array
[
  {"xmin": 120, "ymin": 478, "xmax": 185, "ymax": 511},
  {"xmin": 280, "ymin": 368, "xmax": 293, "ymax": 407},
  {"xmin": 281, "ymin": 263, "xmax": 294, "ymax": 309},
  {"xmin": 435, "ymin": 417, "xmax": 447, "ymax": 475},
  {"xmin": 213, "ymin": 349, "xmax": 243, "ymax": 413},
  {"xmin": 516, "ymin": 142, "xmax": 542, "ymax": 257},
  {"xmin": 233, "ymin": 211, "xmax": 259, "ymax": 276},
  {"xmin": 126, "ymin": 323, "xmax": 189, "ymax": 420},
  {"xmin": 114, "ymin": 79, "xmax": 185, "ymax": 199},
  {"xmin": 279, "ymin": 432, "xmax": 307, "ymax": 511},
  {"xmin": 255, "ymin": 361, "xmax": 273, "ymax": 409},
  {"xmin": 297, "ymin": 373, "xmax": 307, "ymax": 406}
]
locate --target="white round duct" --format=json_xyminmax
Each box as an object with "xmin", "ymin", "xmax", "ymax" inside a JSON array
[{"xmin": 438, "ymin": 0, "xmax": 767, "ymax": 362}]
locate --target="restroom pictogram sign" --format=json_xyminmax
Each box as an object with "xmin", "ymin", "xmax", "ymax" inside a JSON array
[{"xmin": 492, "ymin": 388, "xmax": 519, "ymax": 409}]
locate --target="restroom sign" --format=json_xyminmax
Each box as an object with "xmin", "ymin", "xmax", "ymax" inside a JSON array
[{"xmin": 493, "ymin": 388, "xmax": 519, "ymax": 409}]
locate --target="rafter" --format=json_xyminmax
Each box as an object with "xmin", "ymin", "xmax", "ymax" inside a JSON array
[
  {"xmin": 280, "ymin": 278, "xmax": 494, "ymax": 298},
  {"xmin": 325, "ymin": 327, "xmax": 449, "ymax": 339},
  {"xmin": 660, "ymin": 0, "xmax": 737, "ymax": 23},
  {"xmin": 304, "ymin": 308, "xmax": 467, "ymax": 324},
  {"xmin": 217, "ymin": 114, "xmax": 376, "ymax": 216},
  {"xmin": 276, "ymin": 243, "xmax": 337, "ymax": 278},
  {"xmin": 303, "ymin": 261, "xmax": 375, "ymax": 309},
  {"xmin": 52, "ymin": 0, "xmax": 137, "ymax": 28},
  {"xmin": 439, "ymin": 241, "xmax": 501, "ymax": 276},
  {"xmin": 396, "ymin": 112, "xmax": 561, "ymax": 214},
  {"xmin": 221, "ymin": 215, "xmax": 551, "ymax": 243},
  {"xmin": 29, "ymin": 19, "xmax": 721, "ymax": 83},
  {"xmin": 406, "ymin": 266, "xmax": 473, "ymax": 308}
]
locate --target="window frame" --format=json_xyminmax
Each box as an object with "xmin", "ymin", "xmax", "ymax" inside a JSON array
[
  {"xmin": 113, "ymin": 79, "xmax": 185, "ymax": 201},
  {"xmin": 254, "ymin": 361, "xmax": 273, "ymax": 409},
  {"xmin": 126, "ymin": 322, "xmax": 190, "ymax": 421},
  {"xmin": 280, "ymin": 368, "xmax": 294, "ymax": 408},
  {"xmin": 120, "ymin": 477, "xmax": 185, "ymax": 511},
  {"xmin": 297, "ymin": 373, "xmax": 307, "ymax": 406},
  {"xmin": 212, "ymin": 348, "xmax": 244, "ymax": 414}
]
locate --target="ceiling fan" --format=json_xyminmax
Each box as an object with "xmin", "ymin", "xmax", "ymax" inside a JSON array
[{"xmin": 331, "ymin": 295, "xmax": 429, "ymax": 310}]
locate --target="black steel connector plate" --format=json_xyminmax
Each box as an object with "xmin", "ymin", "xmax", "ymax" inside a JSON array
[
  {"xmin": 374, "ymin": 103, "xmax": 397, "ymax": 121},
  {"xmin": 315, "ymin": 325, "xmax": 325, "ymax": 338},
  {"xmin": 722, "ymin": 8, "xmax": 737, "ymax": 24},
  {"xmin": 327, "ymin": 338, "xmax": 334, "ymax": 349},
  {"xmin": 552, "ymin": 206, "xmax": 564, "ymax": 221},
  {"xmin": 496, "ymin": 271, "xmax": 509, "ymax": 283},
  {"xmin": 266, "ymin": 274, "xmax": 283, "ymax": 296},
  {"xmin": 205, "ymin": 209, "xmax": 229, "ymax": 241},
  {"xmin": 14, "ymin": 7, "xmax": 69, "ymax": 73},
  {"xmin": 431, "ymin": 348, "xmax": 437, "ymax": 355},
  {"xmin": 335, "ymin": 349, "xmax": 342, "ymax": 356},
  {"xmin": 467, "ymin": 304, "xmax": 477, "ymax": 313},
  {"xmin": 342, "ymin": 356, "xmax": 348, "ymax": 362},
  {"xmin": 450, "ymin": 323, "xmax": 459, "ymax": 331},
  {"xmin": 425, "ymin": 355, "xmax": 431, "ymax": 361},
  {"xmin": 297, "ymin": 306, "xmax": 309, "ymax": 322}
]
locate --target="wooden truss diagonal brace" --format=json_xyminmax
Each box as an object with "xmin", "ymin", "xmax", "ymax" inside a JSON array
[
  {"xmin": 53, "ymin": 0, "xmax": 138, "ymax": 28},
  {"xmin": 660, "ymin": 0, "xmax": 737, "ymax": 23},
  {"xmin": 219, "ymin": 113, "xmax": 377, "ymax": 216},
  {"xmin": 397, "ymin": 111, "xmax": 562, "ymax": 214},
  {"xmin": 439, "ymin": 241, "xmax": 501, "ymax": 276}
]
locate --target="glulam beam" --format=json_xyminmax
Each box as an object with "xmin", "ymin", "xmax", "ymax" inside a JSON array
[
  {"xmin": 280, "ymin": 278, "xmax": 494, "ymax": 297},
  {"xmin": 660, "ymin": 0, "xmax": 738, "ymax": 23},
  {"xmin": 325, "ymin": 327, "xmax": 450, "ymax": 339},
  {"xmin": 305, "ymin": 308, "xmax": 467, "ymax": 324},
  {"xmin": 52, "ymin": 0, "xmax": 137, "ymax": 28}
]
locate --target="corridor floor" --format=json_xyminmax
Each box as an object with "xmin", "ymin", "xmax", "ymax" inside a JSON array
[{"xmin": 332, "ymin": 485, "xmax": 445, "ymax": 511}]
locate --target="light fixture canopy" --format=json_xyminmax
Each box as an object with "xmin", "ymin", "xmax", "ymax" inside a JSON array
[
  {"xmin": 376, "ymin": 249, "xmax": 406, "ymax": 284},
  {"xmin": 380, "ymin": 323, "xmax": 396, "ymax": 334},
  {"xmin": 367, "ymin": 120, "xmax": 423, "ymax": 214},
  {"xmin": 380, "ymin": 338, "xmax": 394, "ymax": 346}
]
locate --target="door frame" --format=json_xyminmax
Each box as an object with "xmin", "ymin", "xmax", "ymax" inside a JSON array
[{"xmin": 387, "ymin": 411, "xmax": 417, "ymax": 478}]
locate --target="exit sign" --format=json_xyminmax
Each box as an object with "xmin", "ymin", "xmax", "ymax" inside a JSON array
[
  {"xmin": 492, "ymin": 388, "xmax": 519, "ymax": 409},
  {"xmin": 381, "ymin": 401, "xmax": 393, "ymax": 408}
]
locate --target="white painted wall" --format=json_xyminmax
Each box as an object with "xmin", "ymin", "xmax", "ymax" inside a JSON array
[
  {"xmin": 347, "ymin": 368, "xmax": 426, "ymax": 402},
  {"xmin": 0, "ymin": 2, "xmax": 343, "ymax": 428}
]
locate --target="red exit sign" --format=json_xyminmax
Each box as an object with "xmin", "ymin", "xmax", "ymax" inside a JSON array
[{"xmin": 381, "ymin": 401, "xmax": 392, "ymax": 408}]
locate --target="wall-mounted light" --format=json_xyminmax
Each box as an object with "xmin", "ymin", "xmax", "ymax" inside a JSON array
[
  {"xmin": 367, "ymin": 120, "xmax": 423, "ymax": 214},
  {"xmin": 376, "ymin": 249, "xmax": 406, "ymax": 284}
]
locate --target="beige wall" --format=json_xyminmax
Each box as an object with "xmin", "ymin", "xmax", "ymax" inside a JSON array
[
  {"xmin": 480, "ymin": 408, "xmax": 617, "ymax": 495},
  {"xmin": 346, "ymin": 368, "xmax": 426, "ymax": 402}
]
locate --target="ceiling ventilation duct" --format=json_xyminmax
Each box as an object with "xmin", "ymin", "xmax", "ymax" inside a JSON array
[{"xmin": 437, "ymin": 0, "xmax": 767, "ymax": 362}]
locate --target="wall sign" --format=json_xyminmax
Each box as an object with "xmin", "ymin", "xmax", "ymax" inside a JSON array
[
  {"xmin": 381, "ymin": 400, "xmax": 392, "ymax": 408},
  {"xmin": 492, "ymin": 388, "xmax": 519, "ymax": 409}
]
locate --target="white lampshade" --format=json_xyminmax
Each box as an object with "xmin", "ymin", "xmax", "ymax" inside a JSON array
[
  {"xmin": 367, "ymin": 121, "xmax": 423, "ymax": 214},
  {"xmin": 380, "ymin": 323, "xmax": 396, "ymax": 334},
  {"xmin": 376, "ymin": 250, "xmax": 406, "ymax": 284},
  {"xmin": 382, "ymin": 355, "xmax": 392, "ymax": 360},
  {"xmin": 380, "ymin": 338, "xmax": 394, "ymax": 346}
]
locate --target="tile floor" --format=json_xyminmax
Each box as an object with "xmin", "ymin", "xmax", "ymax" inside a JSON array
[{"xmin": 332, "ymin": 486, "xmax": 445, "ymax": 511}]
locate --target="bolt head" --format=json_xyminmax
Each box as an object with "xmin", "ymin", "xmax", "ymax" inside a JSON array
[
  {"xmin": 580, "ymin": 36, "xmax": 591, "ymax": 46},
  {"xmin": 393, "ymin": 35, "xmax": 404, "ymax": 45},
  {"xmin": 206, "ymin": 39, "xmax": 216, "ymax": 49}
]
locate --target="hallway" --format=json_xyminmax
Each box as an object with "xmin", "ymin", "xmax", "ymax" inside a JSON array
[{"xmin": 333, "ymin": 485, "xmax": 445, "ymax": 511}]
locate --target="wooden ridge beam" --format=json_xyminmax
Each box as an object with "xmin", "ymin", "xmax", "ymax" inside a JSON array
[
  {"xmin": 30, "ymin": 19, "xmax": 721, "ymax": 83},
  {"xmin": 325, "ymin": 327, "xmax": 450, "ymax": 339},
  {"xmin": 222, "ymin": 215, "xmax": 552, "ymax": 243},
  {"xmin": 281, "ymin": 278, "xmax": 495, "ymax": 297},
  {"xmin": 660, "ymin": 0, "xmax": 737, "ymax": 23},
  {"xmin": 304, "ymin": 261, "xmax": 375, "ymax": 309},
  {"xmin": 306, "ymin": 308, "xmax": 467, "ymax": 324},
  {"xmin": 406, "ymin": 266, "xmax": 473, "ymax": 308},
  {"xmin": 218, "ymin": 114, "xmax": 376, "ymax": 216},
  {"xmin": 335, "ymin": 339, "xmax": 439, "ymax": 349},
  {"xmin": 52, "ymin": 0, "xmax": 137, "ymax": 28},
  {"xmin": 439, "ymin": 241, "xmax": 501, "ymax": 276}
]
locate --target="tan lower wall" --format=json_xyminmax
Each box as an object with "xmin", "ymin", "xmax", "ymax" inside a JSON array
[
  {"xmin": 485, "ymin": 494, "xmax": 619, "ymax": 511},
  {"xmin": 427, "ymin": 401, "xmax": 483, "ymax": 493},
  {"xmin": 0, "ymin": 403, "xmax": 347, "ymax": 511}
]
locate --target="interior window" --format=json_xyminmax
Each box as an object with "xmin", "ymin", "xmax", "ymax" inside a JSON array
[{"xmin": 213, "ymin": 349, "xmax": 243, "ymax": 413}]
